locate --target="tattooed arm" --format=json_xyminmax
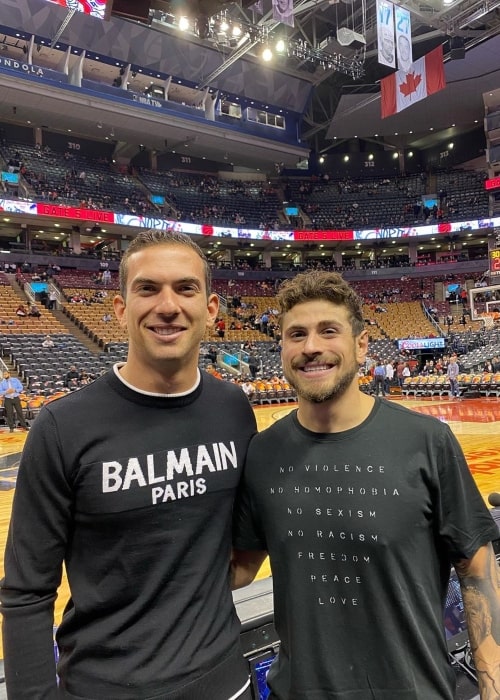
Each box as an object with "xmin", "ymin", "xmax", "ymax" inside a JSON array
[{"xmin": 455, "ymin": 543, "xmax": 500, "ymax": 700}]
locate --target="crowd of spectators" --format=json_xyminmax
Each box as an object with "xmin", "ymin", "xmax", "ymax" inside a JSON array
[
  {"xmin": 0, "ymin": 132, "xmax": 492, "ymax": 236},
  {"xmin": 0, "ymin": 143, "xmax": 157, "ymax": 217}
]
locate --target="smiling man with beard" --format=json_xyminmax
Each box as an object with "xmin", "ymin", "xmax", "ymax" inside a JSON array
[{"xmin": 232, "ymin": 271, "xmax": 500, "ymax": 700}]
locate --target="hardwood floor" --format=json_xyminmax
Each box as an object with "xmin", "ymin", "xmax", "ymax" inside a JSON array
[{"xmin": 0, "ymin": 395, "xmax": 499, "ymax": 658}]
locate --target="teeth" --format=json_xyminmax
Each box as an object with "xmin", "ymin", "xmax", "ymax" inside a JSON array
[
  {"xmin": 303, "ymin": 365, "xmax": 331, "ymax": 372},
  {"xmin": 153, "ymin": 327, "xmax": 181, "ymax": 336}
]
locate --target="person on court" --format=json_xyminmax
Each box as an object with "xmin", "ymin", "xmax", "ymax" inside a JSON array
[
  {"xmin": 1, "ymin": 230, "xmax": 256, "ymax": 700},
  {"xmin": 232, "ymin": 270, "xmax": 500, "ymax": 700}
]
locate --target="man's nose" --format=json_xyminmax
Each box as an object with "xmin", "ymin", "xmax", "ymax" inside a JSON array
[
  {"xmin": 155, "ymin": 288, "xmax": 180, "ymax": 314},
  {"xmin": 302, "ymin": 332, "xmax": 322, "ymax": 355}
]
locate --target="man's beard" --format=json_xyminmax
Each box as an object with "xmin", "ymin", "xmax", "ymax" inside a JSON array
[{"xmin": 285, "ymin": 362, "xmax": 359, "ymax": 404}]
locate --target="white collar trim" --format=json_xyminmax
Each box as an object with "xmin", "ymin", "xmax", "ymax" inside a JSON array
[{"xmin": 113, "ymin": 363, "xmax": 200, "ymax": 397}]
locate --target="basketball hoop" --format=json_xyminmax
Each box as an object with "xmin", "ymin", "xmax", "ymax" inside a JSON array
[{"xmin": 480, "ymin": 314, "xmax": 494, "ymax": 329}]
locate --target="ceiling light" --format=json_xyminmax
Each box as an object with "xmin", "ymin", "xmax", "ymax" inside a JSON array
[
  {"xmin": 178, "ymin": 16, "xmax": 190, "ymax": 31},
  {"xmin": 262, "ymin": 47, "xmax": 273, "ymax": 61}
]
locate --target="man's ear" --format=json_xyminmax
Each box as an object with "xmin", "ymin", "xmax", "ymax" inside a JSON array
[
  {"xmin": 113, "ymin": 294, "xmax": 127, "ymax": 328},
  {"xmin": 356, "ymin": 329, "xmax": 369, "ymax": 366},
  {"xmin": 206, "ymin": 293, "xmax": 219, "ymax": 328}
]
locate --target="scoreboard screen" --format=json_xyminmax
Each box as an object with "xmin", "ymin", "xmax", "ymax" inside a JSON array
[
  {"xmin": 45, "ymin": 0, "xmax": 108, "ymax": 19},
  {"xmin": 490, "ymin": 248, "xmax": 500, "ymax": 276}
]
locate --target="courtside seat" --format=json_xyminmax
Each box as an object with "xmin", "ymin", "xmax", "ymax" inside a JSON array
[
  {"xmin": 471, "ymin": 374, "xmax": 482, "ymax": 389},
  {"xmin": 257, "ymin": 390, "xmax": 272, "ymax": 405},
  {"xmin": 479, "ymin": 373, "xmax": 492, "ymax": 396},
  {"xmin": 425, "ymin": 374, "xmax": 438, "ymax": 396},
  {"xmin": 488, "ymin": 373, "xmax": 500, "ymax": 397},
  {"xmin": 358, "ymin": 375, "xmax": 372, "ymax": 394},
  {"xmin": 401, "ymin": 376, "xmax": 413, "ymax": 396},
  {"xmin": 457, "ymin": 374, "xmax": 472, "ymax": 391},
  {"xmin": 434, "ymin": 375, "xmax": 448, "ymax": 396},
  {"xmin": 407, "ymin": 376, "xmax": 420, "ymax": 397},
  {"xmin": 416, "ymin": 375, "xmax": 429, "ymax": 397}
]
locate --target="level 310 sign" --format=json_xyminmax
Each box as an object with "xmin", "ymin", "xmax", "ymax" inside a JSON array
[{"xmin": 490, "ymin": 248, "xmax": 500, "ymax": 275}]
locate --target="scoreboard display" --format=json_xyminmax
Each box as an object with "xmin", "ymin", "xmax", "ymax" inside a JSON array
[{"xmin": 490, "ymin": 248, "xmax": 500, "ymax": 276}]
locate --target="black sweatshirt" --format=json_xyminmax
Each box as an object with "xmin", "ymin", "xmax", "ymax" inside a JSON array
[{"xmin": 1, "ymin": 370, "xmax": 256, "ymax": 699}]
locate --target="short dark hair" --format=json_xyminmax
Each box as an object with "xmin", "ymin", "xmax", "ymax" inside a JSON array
[
  {"xmin": 276, "ymin": 271, "xmax": 365, "ymax": 336},
  {"xmin": 119, "ymin": 229, "xmax": 211, "ymax": 298}
]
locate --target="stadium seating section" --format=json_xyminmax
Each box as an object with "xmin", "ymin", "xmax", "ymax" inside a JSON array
[
  {"xmin": 0, "ymin": 261, "xmax": 497, "ymax": 424},
  {"xmin": 0, "ymin": 134, "xmax": 491, "ymax": 233}
]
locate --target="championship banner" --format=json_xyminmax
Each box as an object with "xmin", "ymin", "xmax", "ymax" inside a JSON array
[
  {"xmin": 272, "ymin": 0, "xmax": 294, "ymax": 27},
  {"xmin": 395, "ymin": 5, "xmax": 412, "ymax": 73},
  {"xmin": 377, "ymin": 0, "xmax": 396, "ymax": 68}
]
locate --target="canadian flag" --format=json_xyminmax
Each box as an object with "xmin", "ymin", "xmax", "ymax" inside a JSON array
[{"xmin": 380, "ymin": 45, "xmax": 445, "ymax": 118}]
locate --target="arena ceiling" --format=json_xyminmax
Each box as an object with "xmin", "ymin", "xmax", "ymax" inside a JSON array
[
  {"xmin": 151, "ymin": 0, "xmax": 500, "ymax": 155},
  {"xmin": 0, "ymin": 0, "xmax": 498, "ymax": 259},
  {"xmin": 1, "ymin": 0, "xmax": 500, "ymax": 168}
]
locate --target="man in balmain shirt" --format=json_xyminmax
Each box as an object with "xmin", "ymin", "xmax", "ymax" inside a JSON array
[{"xmin": 1, "ymin": 230, "xmax": 256, "ymax": 700}]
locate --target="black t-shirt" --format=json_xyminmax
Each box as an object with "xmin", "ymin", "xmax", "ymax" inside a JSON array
[{"xmin": 234, "ymin": 399, "xmax": 498, "ymax": 700}]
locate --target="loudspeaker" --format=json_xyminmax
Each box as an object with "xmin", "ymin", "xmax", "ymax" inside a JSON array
[{"xmin": 450, "ymin": 36, "xmax": 465, "ymax": 60}]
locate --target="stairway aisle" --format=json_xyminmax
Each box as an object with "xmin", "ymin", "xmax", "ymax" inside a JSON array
[{"xmin": 51, "ymin": 309, "xmax": 102, "ymax": 354}]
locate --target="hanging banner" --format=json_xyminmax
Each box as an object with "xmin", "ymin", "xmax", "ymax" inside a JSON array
[
  {"xmin": 395, "ymin": 5, "xmax": 412, "ymax": 73},
  {"xmin": 272, "ymin": 0, "xmax": 294, "ymax": 27},
  {"xmin": 377, "ymin": 0, "xmax": 396, "ymax": 68},
  {"xmin": 380, "ymin": 45, "xmax": 445, "ymax": 118},
  {"xmin": 45, "ymin": 0, "xmax": 108, "ymax": 20}
]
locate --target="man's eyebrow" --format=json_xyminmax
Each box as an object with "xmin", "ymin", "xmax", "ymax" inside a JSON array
[
  {"xmin": 131, "ymin": 276, "xmax": 202, "ymax": 287},
  {"xmin": 286, "ymin": 319, "xmax": 343, "ymax": 330},
  {"xmin": 131, "ymin": 277, "xmax": 156, "ymax": 287}
]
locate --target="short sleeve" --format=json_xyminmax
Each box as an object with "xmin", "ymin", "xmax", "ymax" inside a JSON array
[{"xmin": 436, "ymin": 425, "xmax": 498, "ymax": 560}]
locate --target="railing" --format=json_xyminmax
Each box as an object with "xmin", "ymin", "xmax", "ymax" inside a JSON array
[
  {"xmin": 218, "ymin": 293, "xmax": 228, "ymax": 314},
  {"xmin": 218, "ymin": 351, "xmax": 241, "ymax": 376}
]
